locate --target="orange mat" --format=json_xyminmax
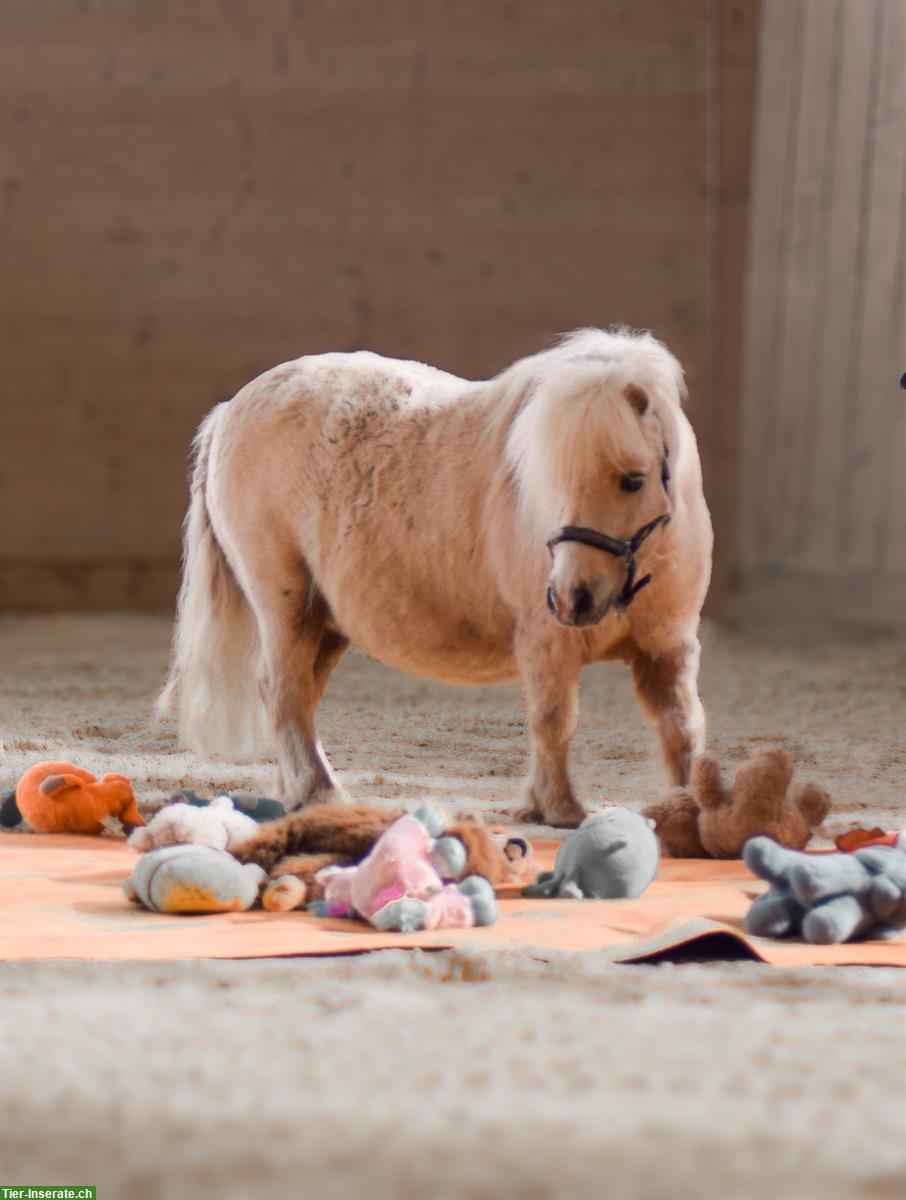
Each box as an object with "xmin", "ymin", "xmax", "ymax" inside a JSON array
[{"xmin": 1, "ymin": 833, "xmax": 904, "ymax": 966}]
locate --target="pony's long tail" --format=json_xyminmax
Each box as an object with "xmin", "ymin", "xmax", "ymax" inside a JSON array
[{"xmin": 156, "ymin": 406, "xmax": 269, "ymax": 759}]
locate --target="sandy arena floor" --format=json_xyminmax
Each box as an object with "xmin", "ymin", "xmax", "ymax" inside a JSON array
[{"xmin": 1, "ymin": 615, "xmax": 905, "ymax": 1200}]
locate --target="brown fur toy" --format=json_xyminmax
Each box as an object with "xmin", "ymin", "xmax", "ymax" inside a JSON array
[
  {"xmin": 231, "ymin": 803, "xmax": 526, "ymax": 908},
  {"xmin": 641, "ymin": 749, "xmax": 831, "ymax": 859}
]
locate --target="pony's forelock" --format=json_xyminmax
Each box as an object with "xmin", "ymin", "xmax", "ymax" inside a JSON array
[{"xmin": 502, "ymin": 328, "xmax": 684, "ymax": 534}]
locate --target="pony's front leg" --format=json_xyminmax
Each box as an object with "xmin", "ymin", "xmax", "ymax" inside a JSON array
[
  {"xmin": 512, "ymin": 629, "xmax": 587, "ymax": 827},
  {"xmin": 629, "ymin": 636, "xmax": 705, "ymax": 785}
]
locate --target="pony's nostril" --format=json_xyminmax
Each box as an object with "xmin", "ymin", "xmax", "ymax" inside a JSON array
[{"xmin": 571, "ymin": 584, "xmax": 594, "ymax": 620}]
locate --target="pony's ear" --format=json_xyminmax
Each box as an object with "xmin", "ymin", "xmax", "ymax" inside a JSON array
[{"xmin": 623, "ymin": 384, "xmax": 649, "ymax": 416}]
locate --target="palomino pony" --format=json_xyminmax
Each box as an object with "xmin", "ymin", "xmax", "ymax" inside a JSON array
[{"xmin": 159, "ymin": 327, "xmax": 712, "ymax": 826}]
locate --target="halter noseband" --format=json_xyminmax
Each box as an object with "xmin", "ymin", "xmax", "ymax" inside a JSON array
[{"xmin": 546, "ymin": 513, "xmax": 669, "ymax": 609}]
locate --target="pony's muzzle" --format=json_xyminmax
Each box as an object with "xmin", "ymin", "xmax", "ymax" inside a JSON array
[{"xmin": 546, "ymin": 581, "xmax": 612, "ymax": 627}]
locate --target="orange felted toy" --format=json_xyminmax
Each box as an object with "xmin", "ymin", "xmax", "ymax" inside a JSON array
[{"xmin": 16, "ymin": 762, "xmax": 145, "ymax": 835}]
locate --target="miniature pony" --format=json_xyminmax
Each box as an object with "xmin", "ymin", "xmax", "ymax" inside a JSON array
[{"xmin": 159, "ymin": 327, "xmax": 712, "ymax": 826}]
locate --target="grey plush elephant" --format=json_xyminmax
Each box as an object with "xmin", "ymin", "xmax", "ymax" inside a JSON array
[
  {"xmin": 744, "ymin": 836, "xmax": 906, "ymax": 943},
  {"xmin": 523, "ymin": 807, "xmax": 660, "ymax": 900}
]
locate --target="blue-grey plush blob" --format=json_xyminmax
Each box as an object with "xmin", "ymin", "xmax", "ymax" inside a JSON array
[
  {"xmin": 459, "ymin": 874, "xmax": 498, "ymax": 925},
  {"xmin": 745, "ymin": 885, "xmax": 807, "ymax": 939},
  {"xmin": 372, "ymin": 897, "xmax": 429, "ymax": 933},
  {"xmin": 523, "ymin": 807, "xmax": 660, "ymax": 900},
  {"xmin": 430, "ymin": 836, "xmax": 467, "ymax": 880},
  {"xmin": 412, "ymin": 805, "xmax": 447, "ymax": 839},
  {"xmin": 743, "ymin": 836, "xmax": 906, "ymax": 943}
]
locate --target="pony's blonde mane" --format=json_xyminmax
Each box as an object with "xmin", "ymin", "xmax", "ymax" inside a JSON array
[{"xmin": 498, "ymin": 327, "xmax": 686, "ymax": 535}]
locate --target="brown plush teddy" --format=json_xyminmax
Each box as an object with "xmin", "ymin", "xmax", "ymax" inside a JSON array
[{"xmin": 641, "ymin": 749, "xmax": 831, "ymax": 859}]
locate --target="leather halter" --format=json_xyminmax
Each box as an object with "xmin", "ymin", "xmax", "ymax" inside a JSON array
[
  {"xmin": 545, "ymin": 446, "xmax": 672, "ymax": 610},
  {"xmin": 546, "ymin": 514, "xmax": 669, "ymax": 609}
]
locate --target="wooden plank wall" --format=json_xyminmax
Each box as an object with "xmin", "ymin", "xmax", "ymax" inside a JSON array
[
  {"xmin": 737, "ymin": 0, "xmax": 906, "ymax": 630},
  {"xmin": 708, "ymin": 0, "xmax": 761, "ymax": 615},
  {"xmin": 0, "ymin": 1, "xmax": 757, "ymax": 613}
]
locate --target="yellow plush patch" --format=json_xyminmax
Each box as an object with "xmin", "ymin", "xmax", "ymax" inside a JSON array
[{"xmin": 159, "ymin": 881, "xmax": 242, "ymax": 914}]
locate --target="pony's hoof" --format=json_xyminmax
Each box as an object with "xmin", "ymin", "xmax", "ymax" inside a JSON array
[
  {"xmin": 283, "ymin": 784, "xmax": 351, "ymax": 812},
  {"xmin": 510, "ymin": 802, "xmax": 544, "ymax": 825},
  {"xmin": 545, "ymin": 804, "xmax": 587, "ymax": 829},
  {"xmin": 318, "ymin": 783, "xmax": 352, "ymax": 806},
  {"xmin": 512, "ymin": 795, "xmax": 587, "ymax": 828}
]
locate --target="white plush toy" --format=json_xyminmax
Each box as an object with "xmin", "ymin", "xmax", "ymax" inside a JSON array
[{"xmin": 128, "ymin": 795, "xmax": 259, "ymax": 853}]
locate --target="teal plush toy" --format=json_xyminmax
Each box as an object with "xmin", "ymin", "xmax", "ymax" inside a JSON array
[
  {"xmin": 744, "ymin": 836, "xmax": 906, "ymax": 943},
  {"xmin": 524, "ymin": 807, "xmax": 660, "ymax": 900},
  {"xmin": 124, "ymin": 844, "xmax": 267, "ymax": 914},
  {"xmin": 0, "ymin": 788, "xmax": 21, "ymax": 827}
]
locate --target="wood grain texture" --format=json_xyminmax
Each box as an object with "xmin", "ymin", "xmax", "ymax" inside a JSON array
[
  {"xmin": 707, "ymin": 0, "xmax": 761, "ymax": 614},
  {"xmin": 736, "ymin": 0, "xmax": 906, "ymax": 629},
  {"xmin": 839, "ymin": 0, "xmax": 906, "ymax": 574},
  {"xmin": 738, "ymin": 0, "xmax": 803, "ymax": 570}
]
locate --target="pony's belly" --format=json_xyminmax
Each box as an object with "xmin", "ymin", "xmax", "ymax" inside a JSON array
[
  {"xmin": 362, "ymin": 642, "xmax": 519, "ymax": 686},
  {"xmin": 344, "ymin": 620, "xmax": 518, "ymax": 686},
  {"xmin": 327, "ymin": 591, "xmax": 518, "ymax": 686}
]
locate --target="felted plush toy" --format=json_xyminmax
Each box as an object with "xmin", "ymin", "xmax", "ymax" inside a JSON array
[
  {"xmin": 170, "ymin": 787, "xmax": 286, "ymax": 822},
  {"xmin": 124, "ymin": 843, "xmax": 267, "ymax": 914},
  {"xmin": 496, "ymin": 833, "xmax": 537, "ymax": 884},
  {"xmin": 128, "ymin": 795, "xmax": 259, "ymax": 853},
  {"xmin": 16, "ymin": 761, "xmax": 145, "ymax": 835},
  {"xmin": 231, "ymin": 799, "xmax": 530, "ymax": 901},
  {"xmin": 743, "ymin": 836, "xmax": 906, "ymax": 943},
  {"xmin": 311, "ymin": 808, "xmax": 498, "ymax": 931},
  {"xmin": 523, "ymin": 807, "xmax": 660, "ymax": 900},
  {"xmin": 641, "ymin": 749, "xmax": 830, "ymax": 859}
]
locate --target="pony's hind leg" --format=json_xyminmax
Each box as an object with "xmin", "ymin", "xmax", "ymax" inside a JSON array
[
  {"xmin": 246, "ymin": 571, "xmax": 350, "ymax": 811},
  {"xmin": 628, "ymin": 637, "xmax": 705, "ymax": 785},
  {"xmin": 511, "ymin": 625, "xmax": 587, "ymax": 827}
]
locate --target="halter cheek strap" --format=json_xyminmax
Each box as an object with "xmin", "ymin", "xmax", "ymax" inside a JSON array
[{"xmin": 546, "ymin": 513, "xmax": 669, "ymax": 608}]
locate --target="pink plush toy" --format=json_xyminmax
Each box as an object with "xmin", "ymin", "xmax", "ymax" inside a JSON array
[{"xmin": 312, "ymin": 808, "xmax": 498, "ymax": 932}]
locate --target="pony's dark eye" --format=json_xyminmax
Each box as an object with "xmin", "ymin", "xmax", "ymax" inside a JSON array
[{"xmin": 620, "ymin": 473, "xmax": 645, "ymax": 492}]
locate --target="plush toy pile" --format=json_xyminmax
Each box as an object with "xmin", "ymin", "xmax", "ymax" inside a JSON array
[
  {"xmin": 642, "ymin": 749, "xmax": 830, "ymax": 859},
  {"xmin": 11, "ymin": 748, "xmax": 904, "ymax": 952},
  {"xmin": 229, "ymin": 800, "xmax": 534, "ymax": 898},
  {"xmin": 312, "ymin": 807, "xmax": 498, "ymax": 931},
  {"xmin": 124, "ymin": 801, "xmax": 508, "ymax": 926},
  {"xmin": 744, "ymin": 835, "xmax": 906, "ymax": 944}
]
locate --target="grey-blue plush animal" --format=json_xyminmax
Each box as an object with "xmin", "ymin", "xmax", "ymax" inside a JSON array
[
  {"xmin": 523, "ymin": 807, "xmax": 660, "ymax": 900},
  {"xmin": 744, "ymin": 835, "xmax": 906, "ymax": 944}
]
